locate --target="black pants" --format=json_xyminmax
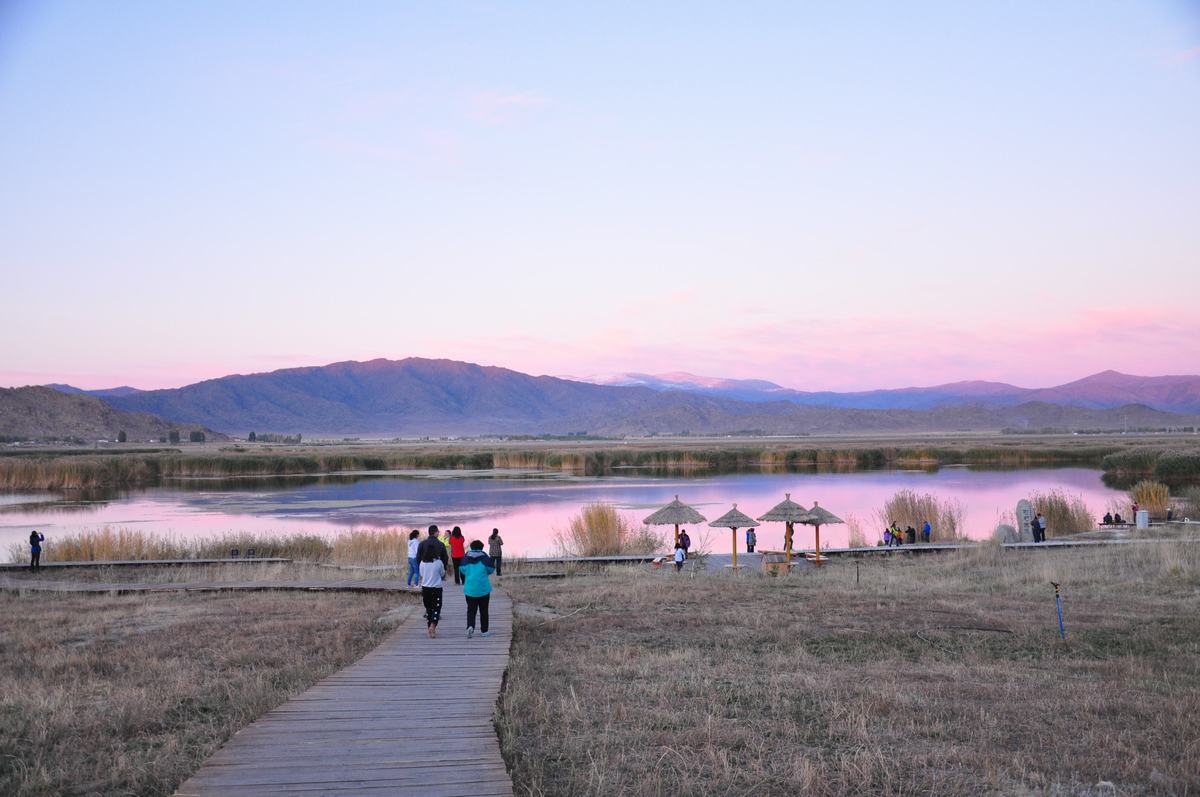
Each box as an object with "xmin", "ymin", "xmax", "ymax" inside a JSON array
[
  {"xmin": 747, "ymin": 542, "xmax": 755, "ymax": 553},
  {"xmin": 492, "ymin": 554, "xmax": 502, "ymax": 576},
  {"xmin": 452, "ymin": 557, "xmax": 464, "ymax": 585},
  {"xmin": 422, "ymin": 587, "xmax": 443, "ymax": 627},
  {"xmin": 466, "ymin": 594, "xmax": 490, "ymax": 633},
  {"xmin": 30, "ymin": 550, "xmax": 40, "ymax": 571}
]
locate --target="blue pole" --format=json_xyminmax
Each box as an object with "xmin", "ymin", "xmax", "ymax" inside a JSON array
[{"xmin": 1052, "ymin": 581, "xmax": 1066, "ymax": 640}]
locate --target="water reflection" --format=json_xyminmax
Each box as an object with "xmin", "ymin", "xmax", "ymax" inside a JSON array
[{"xmin": 1, "ymin": 467, "xmax": 1127, "ymax": 556}]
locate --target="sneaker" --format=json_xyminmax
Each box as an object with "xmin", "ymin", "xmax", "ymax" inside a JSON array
[
  {"xmin": 480, "ymin": 631, "xmax": 491, "ymax": 637},
  {"xmin": 467, "ymin": 626, "xmax": 475, "ymax": 639}
]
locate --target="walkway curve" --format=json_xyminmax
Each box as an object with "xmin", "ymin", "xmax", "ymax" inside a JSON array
[{"xmin": 3, "ymin": 577, "xmax": 515, "ymax": 797}]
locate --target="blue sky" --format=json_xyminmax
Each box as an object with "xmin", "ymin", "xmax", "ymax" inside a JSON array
[{"xmin": 2, "ymin": 1, "xmax": 1198, "ymax": 389}]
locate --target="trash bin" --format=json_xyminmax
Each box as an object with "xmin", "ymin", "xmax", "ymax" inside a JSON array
[{"xmin": 1136, "ymin": 509, "xmax": 1150, "ymax": 529}]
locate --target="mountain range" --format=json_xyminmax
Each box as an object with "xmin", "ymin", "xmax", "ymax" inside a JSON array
[
  {"xmin": 34, "ymin": 358, "xmax": 1200, "ymax": 437},
  {"xmin": 571, "ymin": 370, "xmax": 1200, "ymax": 414},
  {"xmin": 0, "ymin": 387, "xmax": 222, "ymax": 442}
]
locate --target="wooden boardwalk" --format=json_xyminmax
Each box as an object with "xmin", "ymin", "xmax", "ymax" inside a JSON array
[
  {"xmin": 172, "ymin": 584, "xmax": 514, "ymax": 797},
  {"xmin": 0, "ymin": 577, "xmax": 413, "ymax": 595},
  {"xmin": 0, "ymin": 557, "xmax": 292, "ymax": 572}
]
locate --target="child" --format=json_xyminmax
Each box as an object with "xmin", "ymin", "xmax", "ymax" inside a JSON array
[
  {"xmin": 673, "ymin": 542, "xmax": 686, "ymax": 572},
  {"xmin": 406, "ymin": 529, "xmax": 421, "ymax": 590},
  {"xmin": 882, "ymin": 527, "xmax": 893, "ymax": 547},
  {"xmin": 419, "ymin": 543, "xmax": 447, "ymax": 639},
  {"xmin": 459, "ymin": 540, "xmax": 496, "ymax": 638}
]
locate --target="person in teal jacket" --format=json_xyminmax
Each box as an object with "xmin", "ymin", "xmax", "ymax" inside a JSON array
[{"xmin": 459, "ymin": 540, "xmax": 496, "ymax": 638}]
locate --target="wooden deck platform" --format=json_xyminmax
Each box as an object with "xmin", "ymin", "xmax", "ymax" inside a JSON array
[
  {"xmin": 0, "ymin": 577, "xmax": 416, "ymax": 595},
  {"xmin": 170, "ymin": 584, "xmax": 514, "ymax": 796}
]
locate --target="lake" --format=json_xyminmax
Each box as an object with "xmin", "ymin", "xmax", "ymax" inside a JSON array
[{"xmin": 0, "ymin": 466, "xmax": 1130, "ymax": 559}]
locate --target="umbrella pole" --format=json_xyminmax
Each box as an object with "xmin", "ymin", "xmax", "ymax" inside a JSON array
[
  {"xmin": 674, "ymin": 523, "xmax": 680, "ymax": 547},
  {"xmin": 785, "ymin": 522, "xmax": 793, "ymax": 563},
  {"xmin": 731, "ymin": 528, "xmax": 737, "ymax": 569},
  {"xmin": 815, "ymin": 524, "xmax": 822, "ymax": 567}
]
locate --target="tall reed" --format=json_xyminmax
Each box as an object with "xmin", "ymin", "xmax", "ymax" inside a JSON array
[
  {"xmin": 874, "ymin": 490, "xmax": 964, "ymax": 541},
  {"xmin": 553, "ymin": 504, "xmax": 663, "ymax": 557},
  {"xmin": 1129, "ymin": 480, "xmax": 1170, "ymax": 517},
  {"xmin": 1029, "ymin": 489, "xmax": 1094, "ymax": 537}
]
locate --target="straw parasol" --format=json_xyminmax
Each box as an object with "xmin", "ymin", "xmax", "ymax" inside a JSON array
[
  {"xmin": 756, "ymin": 493, "xmax": 814, "ymax": 562},
  {"xmin": 707, "ymin": 504, "xmax": 759, "ymax": 569},
  {"xmin": 801, "ymin": 501, "xmax": 844, "ymax": 566},
  {"xmin": 644, "ymin": 495, "xmax": 707, "ymax": 547}
]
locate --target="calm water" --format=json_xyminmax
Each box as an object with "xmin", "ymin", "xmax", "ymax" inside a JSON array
[{"xmin": 0, "ymin": 467, "xmax": 1128, "ymax": 558}]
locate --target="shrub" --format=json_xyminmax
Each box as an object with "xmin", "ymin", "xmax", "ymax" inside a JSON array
[
  {"xmin": 1100, "ymin": 447, "xmax": 1162, "ymax": 476},
  {"xmin": 874, "ymin": 490, "xmax": 964, "ymax": 542},
  {"xmin": 1181, "ymin": 487, "xmax": 1200, "ymax": 519},
  {"xmin": 1129, "ymin": 480, "xmax": 1170, "ymax": 518},
  {"xmin": 1030, "ymin": 489, "xmax": 1093, "ymax": 537},
  {"xmin": 844, "ymin": 513, "xmax": 868, "ymax": 547},
  {"xmin": 554, "ymin": 503, "xmax": 663, "ymax": 557},
  {"xmin": 1154, "ymin": 451, "xmax": 1200, "ymax": 482}
]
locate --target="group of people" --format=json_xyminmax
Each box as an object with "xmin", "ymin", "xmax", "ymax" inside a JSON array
[
  {"xmin": 1029, "ymin": 512, "xmax": 1049, "ymax": 543},
  {"xmin": 882, "ymin": 520, "xmax": 932, "ymax": 547},
  {"xmin": 405, "ymin": 526, "xmax": 503, "ymax": 589},
  {"xmin": 672, "ymin": 529, "xmax": 693, "ymax": 571},
  {"xmin": 408, "ymin": 524, "xmax": 499, "ymax": 639}
]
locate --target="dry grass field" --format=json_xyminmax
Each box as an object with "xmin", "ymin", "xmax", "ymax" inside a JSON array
[
  {"xmin": 0, "ymin": 590, "xmax": 404, "ymax": 797},
  {"xmin": 499, "ymin": 542, "xmax": 1200, "ymax": 795}
]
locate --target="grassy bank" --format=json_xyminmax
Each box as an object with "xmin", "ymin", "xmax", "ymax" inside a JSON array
[
  {"xmin": 498, "ymin": 542, "xmax": 1200, "ymax": 795},
  {"xmin": 0, "ymin": 590, "xmax": 401, "ymax": 797},
  {"xmin": 0, "ymin": 434, "xmax": 1166, "ymax": 490}
]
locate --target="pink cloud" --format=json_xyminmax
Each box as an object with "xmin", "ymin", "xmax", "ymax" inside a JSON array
[
  {"xmin": 465, "ymin": 90, "xmax": 547, "ymax": 124},
  {"xmin": 1172, "ymin": 45, "xmax": 1200, "ymax": 63}
]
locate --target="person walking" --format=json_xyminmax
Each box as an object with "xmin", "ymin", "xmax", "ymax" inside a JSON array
[
  {"xmin": 488, "ymin": 528, "xmax": 504, "ymax": 576},
  {"xmin": 449, "ymin": 527, "xmax": 467, "ymax": 585},
  {"xmin": 746, "ymin": 527, "xmax": 756, "ymax": 553},
  {"xmin": 678, "ymin": 529, "xmax": 691, "ymax": 557},
  {"xmin": 405, "ymin": 529, "xmax": 421, "ymax": 590},
  {"xmin": 673, "ymin": 542, "xmax": 686, "ymax": 572},
  {"xmin": 29, "ymin": 530, "xmax": 44, "ymax": 572},
  {"xmin": 459, "ymin": 540, "xmax": 497, "ymax": 638},
  {"xmin": 417, "ymin": 526, "xmax": 449, "ymax": 638},
  {"xmin": 921, "ymin": 520, "xmax": 931, "ymax": 543},
  {"xmin": 888, "ymin": 521, "xmax": 902, "ymax": 547}
]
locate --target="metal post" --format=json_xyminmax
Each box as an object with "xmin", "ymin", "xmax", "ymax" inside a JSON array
[{"xmin": 1052, "ymin": 581, "xmax": 1066, "ymax": 640}]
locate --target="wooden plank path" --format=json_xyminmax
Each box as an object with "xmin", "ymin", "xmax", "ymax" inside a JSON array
[
  {"xmin": 174, "ymin": 584, "xmax": 514, "ymax": 796},
  {"xmin": 0, "ymin": 577, "xmax": 414, "ymax": 595},
  {"xmin": 0, "ymin": 557, "xmax": 292, "ymax": 572}
]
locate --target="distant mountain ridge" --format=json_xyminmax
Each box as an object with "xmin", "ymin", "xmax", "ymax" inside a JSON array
[
  {"xmin": 0, "ymin": 387, "xmax": 222, "ymax": 442},
  {"xmin": 72, "ymin": 358, "xmax": 1200, "ymax": 436},
  {"xmin": 571, "ymin": 369, "xmax": 1200, "ymax": 414}
]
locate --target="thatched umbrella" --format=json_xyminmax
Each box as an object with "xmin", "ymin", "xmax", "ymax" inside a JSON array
[
  {"xmin": 708, "ymin": 504, "xmax": 759, "ymax": 569},
  {"xmin": 801, "ymin": 501, "xmax": 844, "ymax": 566},
  {"xmin": 644, "ymin": 495, "xmax": 707, "ymax": 547},
  {"xmin": 756, "ymin": 493, "xmax": 814, "ymax": 563}
]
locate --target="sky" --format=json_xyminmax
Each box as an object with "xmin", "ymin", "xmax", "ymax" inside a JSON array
[{"xmin": 2, "ymin": 1, "xmax": 1199, "ymax": 392}]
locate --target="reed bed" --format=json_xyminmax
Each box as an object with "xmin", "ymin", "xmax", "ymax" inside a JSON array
[
  {"xmin": 1129, "ymin": 480, "xmax": 1171, "ymax": 517},
  {"xmin": 1029, "ymin": 489, "xmax": 1094, "ymax": 537},
  {"xmin": 874, "ymin": 490, "xmax": 964, "ymax": 541},
  {"xmin": 0, "ymin": 438, "xmax": 1136, "ymax": 491},
  {"xmin": 4, "ymin": 527, "xmax": 413, "ymax": 565},
  {"xmin": 553, "ymin": 503, "xmax": 664, "ymax": 557}
]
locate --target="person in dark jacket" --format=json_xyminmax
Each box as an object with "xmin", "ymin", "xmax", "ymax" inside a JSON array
[
  {"xmin": 921, "ymin": 520, "xmax": 931, "ymax": 543},
  {"xmin": 746, "ymin": 528, "xmax": 756, "ymax": 553},
  {"xmin": 678, "ymin": 529, "xmax": 691, "ymax": 556},
  {"xmin": 459, "ymin": 540, "xmax": 496, "ymax": 637},
  {"xmin": 905, "ymin": 526, "xmax": 916, "ymax": 545},
  {"xmin": 29, "ymin": 530, "xmax": 45, "ymax": 572},
  {"xmin": 487, "ymin": 529, "xmax": 504, "ymax": 576}
]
